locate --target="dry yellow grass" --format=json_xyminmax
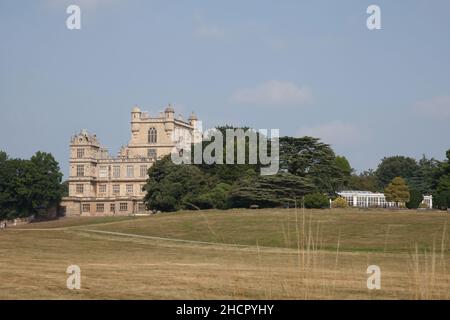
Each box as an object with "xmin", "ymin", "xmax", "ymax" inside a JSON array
[{"xmin": 0, "ymin": 208, "xmax": 449, "ymax": 299}]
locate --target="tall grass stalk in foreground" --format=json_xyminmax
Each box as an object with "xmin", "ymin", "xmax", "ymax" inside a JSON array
[
  {"xmin": 280, "ymin": 199, "xmax": 339, "ymax": 299},
  {"xmin": 409, "ymin": 223, "xmax": 449, "ymax": 299},
  {"xmin": 257, "ymin": 206, "xmax": 449, "ymax": 299}
]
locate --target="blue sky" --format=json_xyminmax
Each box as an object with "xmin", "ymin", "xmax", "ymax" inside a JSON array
[{"xmin": 1, "ymin": 0, "xmax": 449, "ymax": 178}]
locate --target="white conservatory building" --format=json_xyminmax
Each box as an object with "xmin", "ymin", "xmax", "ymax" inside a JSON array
[{"xmin": 337, "ymin": 191, "xmax": 433, "ymax": 209}]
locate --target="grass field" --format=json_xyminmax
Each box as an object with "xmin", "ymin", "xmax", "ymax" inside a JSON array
[{"xmin": 1, "ymin": 208, "xmax": 449, "ymax": 299}]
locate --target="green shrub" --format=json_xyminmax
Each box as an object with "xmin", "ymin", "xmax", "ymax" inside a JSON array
[
  {"xmin": 406, "ymin": 189, "xmax": 423, "ymax": 209},
  {"xmin": 435, "ymin": 190, "xmax": 450, "ymax": 210},
  {"xmin": 418, "ymin": 202, "xmax": 428, "ymax": 209},
  {"xmin": 332, "ymin": 197, "xmax": 348, "ymax": 208},
  {"xmin": 304, "ymin": 193, "xmax": 329, "ymax": 209}
]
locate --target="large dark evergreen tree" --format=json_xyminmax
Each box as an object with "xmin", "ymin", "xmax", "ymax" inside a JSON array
[
  {"xmin": 349, "ymin": 169, "xmax": 380, "ymax": 192},
  {"xmin": 434, "ymin": 149, "xmax": 450, "ymax": 209},
  {"xmin": 376, "ymin": 156, "xmax": 419, "ymax": 188},
  {"xmin": 229, "ymin": 173, "xmax": 315, "ymax": 208},
  {"xmin": 280, "ymin": 136, "xmax": 343, "ymax": 193},
  {"xmin": 334, "ymin": 155, "xmax": 352, "ymax": 190},
  {"xmin": 408, "ymin": 155, "xmax": 441, "ymax": 194},
  {"xmin": 193, "ymin": 126, "xmax": 263, "ymax": 183}
]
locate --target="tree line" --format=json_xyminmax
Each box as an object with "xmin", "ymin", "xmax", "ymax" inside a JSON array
[
  {"xmin": 349, "ymin": 152, "xmax": 450, "ymax": 209},
  {"xmin": 144, "ymin": 127, "xmax": 450, "ymax": 211},
  {"xmin": 0, "ymin": 151, "xmax": 64, "ymax": 220},
  {"xmin": 1, "ymin": 129, "xmax": 449, "ymax": 218}
]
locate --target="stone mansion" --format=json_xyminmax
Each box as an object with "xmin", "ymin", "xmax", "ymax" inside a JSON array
[{"xmin": 61, "ymin": 105, "xmax": 200, "ymax": 216}]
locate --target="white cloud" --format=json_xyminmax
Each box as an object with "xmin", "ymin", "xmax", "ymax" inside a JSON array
[
  {"xmin": 414, "ymin": 95, "xmax": 450, "ymax": 118},
  {"xmin": 297, "ymin": 121, "xmax": 362, "ymax": 146},
  {"xmin": 230, "ymin": 81, "xmax": 312, "ymax": 106}
]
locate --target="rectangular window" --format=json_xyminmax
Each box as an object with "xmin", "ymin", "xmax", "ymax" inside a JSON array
[
  {"xmin": 112, "ymin": 184, "xmax": 120, "ymax": 194},
  {"xmin": 126, "ymin": 184, "xmax": 133, "ymax": 194},
  {"xmin": 76, "ymin": 184, "xmax": 84, "ymax": 194},
  {"xmin": 148, "ymin": 128, "xmax": 157, "ymax": 144},
  {"xmin": 140, "ymin": 165, "xmax": 147, "ymax": 178},
  {"xmin": 96, "ymin": 203, "xmax": 104, "ymax": 212},
  {"xmin": 76, "ymin": 165, "xmax": 84, "ymax": 177},
  {"xmin": 99, "ymin": 184, "xmax": 107, "ymax": 193},
  {"xmin": 82, "ymin": 204, "xmax": 90, "ymax": 213},
  {"xmin": 99, "ymin": 166, "xmax": 108, "ymax": 178},
  {"xmin": 113, "ymin": 166, "xmax": 120, "ymax": 178},
  {"xmin": 147, "ymin": 149, "xmax": 157, "ymax": 159},
  {"xmin": 77, "ymin": 148, "xmax": 85, "ymax": 158},
  {"xmin": 110, "ymin": 204, "xmax": 115, "ymax": 213},
  {"xmin": 119, "ymin": 202, "xmax": 128, "ymax": 212},
  {"xmin": 126, "ymin": 165, "xmax": 134, "ymax": 178},
  {"xmin": 138, "ymin": 203, "xmax": 146, "ymax": 212}
]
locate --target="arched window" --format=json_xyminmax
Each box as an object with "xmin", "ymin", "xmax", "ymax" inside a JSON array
[{"xmin": 148, "ymin": 127, "xmax": 157, "ymax": 144}]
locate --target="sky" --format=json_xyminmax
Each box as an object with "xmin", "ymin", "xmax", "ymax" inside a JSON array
[{"xmin": 1, "ymin": 0, "xmax": 449, "ymax": 178}]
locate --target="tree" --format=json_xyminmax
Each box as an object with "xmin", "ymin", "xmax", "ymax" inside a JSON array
[
  {"xmin": 303, "ymin": 193, "xmax": 329, "ymax": 209},
  {"xmin": 435, "ymin": 176, "xmax": 450, "ymax": 209},
  {"xmin": 193, "ymin": 126, "xmax": 262, "ymax": 183},
  {"xmin": 406, "ymin": 189, "xmax": 423, "ymax": 209},
  {"xmin": 143, "ymin": 156, "xmax": 210, "ymax": 212},
  {"xmin": 349, "ymin": 169, "xmax": 380, "ymax": 192},
  {"xmin": 334, "ymin": 155, "xmax": 352, "ymax": 190},
  {"xmin": 229, "ymin": 173, "xmax": 315, "ymax": 208},
  {"xmin": 384, "ymin": 177, "xmax": 410, "ymax": 207},
  {"xmin": 194, "ymin": 183, "xmax": 233, "ymax": 210},
  {"xmin": 28, "ymin": 152, "xmax": 64, "ymax": 215},
  {"xmin": 376, "ymin": 156, "xmax": 419, "ymax": 188},
  {"xmin": 61, "ymin": 180, "xmax": 69, "ymax": 197},
  {"xmin": 280, "ymin": 136, "xmax": 342, "ymax": 193},
  {"xmin": 0, "ymin": 151, "xmax": 8, "ymax": 216},
  {"xmin": 433, "ymin": 149, "xmax": 450, "ymax": 209},
  {"xmin": 0, "ymin": 155, "xmax": 21, "ymax": 219},
  {"xmin": 0, "ymin": 151, "xmax": 63, "ymax": 219},
  {"xmin": 409, "ymin": 155, "xmax": 442, "ymax": 194},
  {"xmin": 0, "ymin": 151, "xmax": 7, "ymax": 163}
]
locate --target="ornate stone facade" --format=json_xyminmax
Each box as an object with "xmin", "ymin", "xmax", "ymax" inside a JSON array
[{"xmin": 61, "ymin": 105, "xmax": 200, "ymax": 216}]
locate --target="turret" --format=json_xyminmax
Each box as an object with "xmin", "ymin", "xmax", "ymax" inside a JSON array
[
  {"xmin": 164, "ymin": 104, "xmax": 175, "ymax": 132},
  {"xmin": 188, "ymin": 112, "xmax": 198, "ymax": 128},
  {"xmin": 131, "ymin": 105, "xmax": 141, "ymax": 134},
  {"xmin": 131, "ymin": 105, "xmax": 141, "ymax": 120}
]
